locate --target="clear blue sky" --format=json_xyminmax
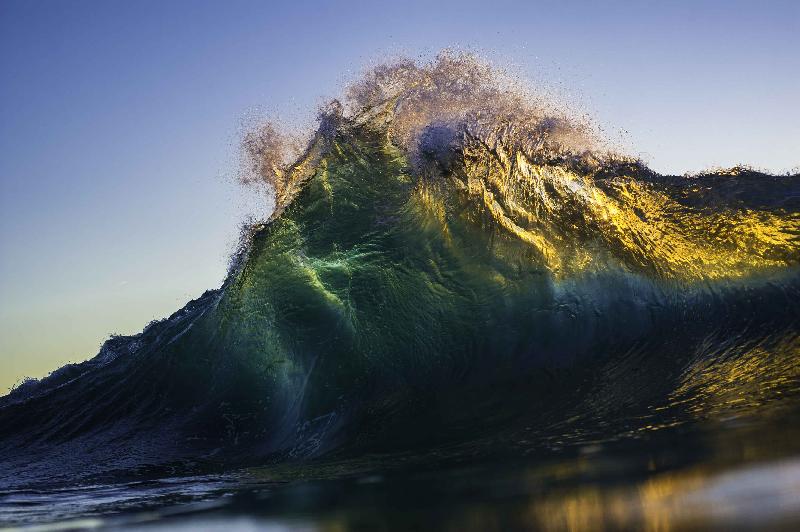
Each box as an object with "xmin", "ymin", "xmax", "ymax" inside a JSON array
[{"xmin": 1, "ymin": 0, "xmax": 798, "ymax": 392}]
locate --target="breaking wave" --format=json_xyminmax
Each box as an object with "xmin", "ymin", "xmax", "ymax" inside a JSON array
[{"xmin": 1, "ymin": 52, "xmax": 798, "ymax": 491}]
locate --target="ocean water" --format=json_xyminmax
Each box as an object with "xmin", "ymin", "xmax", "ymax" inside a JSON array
[{"xmin": 2, "ymin": 53, "xmax": 799, "ymax": 531}]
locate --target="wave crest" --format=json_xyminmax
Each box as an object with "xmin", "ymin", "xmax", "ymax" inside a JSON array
[{"xmin": 243, "ymin": 52, "xmax": 799, "ymax": 280}]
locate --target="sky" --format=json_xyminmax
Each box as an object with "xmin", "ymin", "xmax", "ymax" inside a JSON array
[{"xmin": 1, "ymin": 0, "xmax": 798, "ymax": 393}]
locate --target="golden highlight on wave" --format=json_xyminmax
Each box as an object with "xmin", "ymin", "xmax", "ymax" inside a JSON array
[{"xmin": 241, "ymin": 51, "xmax": 800, "ymax": 281}]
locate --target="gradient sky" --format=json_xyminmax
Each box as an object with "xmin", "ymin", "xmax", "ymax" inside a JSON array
[{"xmin": 1, "ymin": 0, "xmax": 798, "ymax": 393}]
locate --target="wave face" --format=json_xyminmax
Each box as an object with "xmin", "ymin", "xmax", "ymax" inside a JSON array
[{"xmin": 1, "ymin": 53, "xmax": 799, "ymax": 492}]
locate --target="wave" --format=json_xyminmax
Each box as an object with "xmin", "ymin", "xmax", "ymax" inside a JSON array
[{"xmin": 1, "ymin": 52, "xmax": 799, "ymax": 490}]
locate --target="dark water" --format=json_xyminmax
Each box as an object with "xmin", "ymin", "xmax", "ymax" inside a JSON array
[
  {"xmin": 3, "ymin": 428, "xmax": 800, "ymax": 530},
  {"xmin": 1, "ymin": 54, "xmax": 799, "ymax": 530}
]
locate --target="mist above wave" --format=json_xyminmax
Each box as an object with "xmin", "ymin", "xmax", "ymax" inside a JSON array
[{"xmin": 240, "ymin": 52, "xmax": 623, "ymax": 208}]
